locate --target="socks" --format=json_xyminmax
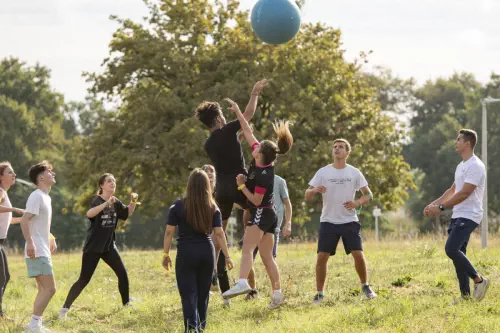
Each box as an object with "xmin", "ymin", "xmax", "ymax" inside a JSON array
[
  {"xmin": 361, "ymin": 283, "xmax": 369, "ymax": 288},
  {"xmin": 238, "ymin": 278, "xmax": 248, "ymax": 285},
  {"xmin": 317, "ymin": 291, "xmax": 324, "ymax": 296},
  {"xmin": 273, "ymin": 289, "xmax": 282, "ymax": 296},
  {"xmin": 29, "ymin": 315, "xmax": 42, "ymax": 327}
]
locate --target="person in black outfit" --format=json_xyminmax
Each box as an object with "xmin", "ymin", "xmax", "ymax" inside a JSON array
[
  {"xmin": 194, "ymin": 79, "xmax": 267, "ymax": 297},
  {"xmin": 58, "ymin": 173, "xmax": 138, "ymax": 319},
  {"xmin": 221, "ymin": 98, "xmax": 293, "ymax": 310},
  {"xmin": 163, "ymin": 168, "xmax": 233, "ymax": 333}
]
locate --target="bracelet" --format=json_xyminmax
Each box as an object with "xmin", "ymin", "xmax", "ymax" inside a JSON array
[{"xmin": 237, "ymin": 184, "xmax": 246, "ymax": 191}]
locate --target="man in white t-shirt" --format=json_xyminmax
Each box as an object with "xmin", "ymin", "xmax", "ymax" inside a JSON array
[
  {"xmin": 20, "ymin": 161, "xmax": 57, "ymax": 332},
  {"xmin": 424, "ymin": 129, "xmax": 490, "ymax": 303},
  {"xmin": 305, "ymin": 139, "xmax": 376, "ymax": 303}
]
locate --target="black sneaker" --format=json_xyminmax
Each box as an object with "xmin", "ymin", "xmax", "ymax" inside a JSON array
[
  {"xmin": 244, "ymin": 289, "xmax": 259, "ymax": 300},
  {"xmin": 313, "ymin": 293, "xmax": 324, "ymax": 304},
  {"xmin": 362, "ymin": 285, "xmax": 377, "ymax": 299}
]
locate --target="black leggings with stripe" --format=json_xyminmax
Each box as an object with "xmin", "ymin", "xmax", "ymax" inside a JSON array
[{"xmin": 63, "ymin": 247, "xmax": 129, "ymax": 308}]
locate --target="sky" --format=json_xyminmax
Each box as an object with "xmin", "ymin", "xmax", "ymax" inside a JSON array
[{"xmin": 1, "ymin": 0, "xmax": 499, "ymax": 102}]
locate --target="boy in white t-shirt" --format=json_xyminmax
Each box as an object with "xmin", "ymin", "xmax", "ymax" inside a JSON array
[
  {"xmin": 424, "ymin": 129, "xmax": 490, "ymax": 303},
  {"xmin": 20, "ymin": 161, "xmax": 57, "ymax": 332},
  {"xmin": 305, "ymin": 139, "xmax": 376, "ymax": 303}
]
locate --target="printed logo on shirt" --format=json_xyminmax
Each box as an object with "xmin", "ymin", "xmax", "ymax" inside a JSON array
[
  {"xmin": 262, "ymin": 170, "xmax": 267, "ymax": 175},
  {"xmin": 101, "ymin": 207, "xmax": 117, "ymax": 228},
  {"xmin": 249, "ymin": 172, "xmax": 255, "ymax": 180},
  {"xmin": 327, "ymin": 178, "xmax": 352, "ymax": 185}
]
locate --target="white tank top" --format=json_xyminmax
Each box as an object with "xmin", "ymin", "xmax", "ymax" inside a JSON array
[{"xmin": 0, "ymin": 189, "xmax": 12, "ymax": 239}]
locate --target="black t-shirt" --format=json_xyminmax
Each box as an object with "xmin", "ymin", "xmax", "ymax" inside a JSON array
[
  {"xmin": 83, "ymin": 196, "xmax": 129, "ymax": 253},
  {"xmin": 204, "ymin": 120, "xmax": 246, "ymax": 177},
  {"xmin": 166, "ymin": 199, "xmax": 222, "ymax": 244},
  {"xmin": 246, "ymin": 160, "xmax": 275, "ymax": 208}
]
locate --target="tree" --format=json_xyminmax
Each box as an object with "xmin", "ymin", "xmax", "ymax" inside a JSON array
[
  {"xmin": 0, "ymin": 58, "xmax": 87, "ymax": 249},
  {"xmin": 71, "ymin": 0, "xmax": 413, "ymax": 226}
]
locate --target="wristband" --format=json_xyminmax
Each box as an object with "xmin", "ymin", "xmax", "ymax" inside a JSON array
[
  {"xmin": 49, "ymin": 233, "xmax": 56, "ymax": 241},
  {"xmin": 238, "ymin": 184, "xmax": 246, "ymax": 191}
]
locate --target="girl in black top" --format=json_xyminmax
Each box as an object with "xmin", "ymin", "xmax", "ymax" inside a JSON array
[
  {"xmin": 59, "ymin": 173, "xmax": 138, "ymax": 319},
  {"xmin": 221, "ymin": 99, "xmax": 293, "ymax": 310},
  {"xmin": 163, "ymin": 168, "xmax": 233, "ymax": 333}
]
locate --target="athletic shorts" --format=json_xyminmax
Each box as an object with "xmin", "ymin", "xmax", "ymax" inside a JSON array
[
  {"xmin": 216, "ymin": 174, "xmax": 248, "ymax": 220},
  {"xmin": 317, "ymin": 222, "xmax": 363, "ymax": 256},
  {"xmin": 247, "ymin": 207, "xmax": 277, "ymax": 234},
  {"xmin": 26, "ymin": 256, "xmax": 53, "ymax": 278}
]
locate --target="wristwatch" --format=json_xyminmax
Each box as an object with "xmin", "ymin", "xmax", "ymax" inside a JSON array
[{"xmin": 439, "ymin": 204, "xmax": 445, "ymax": 211}]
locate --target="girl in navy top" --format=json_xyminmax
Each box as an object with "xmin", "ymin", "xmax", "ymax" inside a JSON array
[
  {"xmin": 163, "ymin": 168, "xmax": 233, "ymax": 332},
  {"xmin": 222, "ymin": 99, "xmax": 293, "ymax": 310}
]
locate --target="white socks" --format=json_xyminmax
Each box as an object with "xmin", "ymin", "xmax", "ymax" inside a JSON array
[
  {"xmin": 29, "ymin": 315, "xmax": 42, "ymax": 327},
  {"xmin": 238, "ymin": 278, "xmax": 249, "ymax": 286}
]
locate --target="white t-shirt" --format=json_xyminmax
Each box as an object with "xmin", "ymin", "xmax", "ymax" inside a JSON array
[
  {"xmin": 24, "ymin": 189, "xmax": 52, "ymax": 258},
  {"xmin": 0, "ymin": 188, "xmax": 12, "ymax": 239},
  {"xmin": 451, "ymin": 155, "xmax": 486, "ymax": 224},
  {"xmin": 309, "ymin": 164, "xmax": 368, "ymax": 224}
]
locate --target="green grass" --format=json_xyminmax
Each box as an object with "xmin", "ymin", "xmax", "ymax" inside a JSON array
[{"xmin": 2, "ymin": 236, "xmax": 500, "ymax": 332}]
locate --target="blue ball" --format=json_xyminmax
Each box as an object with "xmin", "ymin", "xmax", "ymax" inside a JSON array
[{"xmin": 251, "ymin": 0, "xmax": 301, "ymax": 45}]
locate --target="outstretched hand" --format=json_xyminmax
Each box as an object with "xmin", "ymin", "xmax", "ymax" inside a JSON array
[
  {"xmin": 252, "ymin": 79, "xmax": 268, "ymax": 95},
  {"xmin": 224, "ymin": 98, "xmax": 241, "ymax": 114}
]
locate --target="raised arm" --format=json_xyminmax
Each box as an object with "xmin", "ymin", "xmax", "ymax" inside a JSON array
[
  {"xmin": 225, "ymin": 98, "xmax": 259, "ymax": 147},
  {"xmin": 242, "ymin": 79, "xmax": 268, "ymax": 122}
]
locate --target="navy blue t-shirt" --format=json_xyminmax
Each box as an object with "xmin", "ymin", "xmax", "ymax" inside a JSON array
[{"xmin": 167, "ymin": 199, "xmax": 222, "ymax": 244}]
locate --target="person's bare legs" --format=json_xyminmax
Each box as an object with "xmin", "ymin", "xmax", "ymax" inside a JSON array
[
  {"xmin": 258, "ymin": 233, "xmax": 280, "ymax": 291},
  {"xmin": 316, "ymin": 252, "xmax": 330, "ymax": 292}
]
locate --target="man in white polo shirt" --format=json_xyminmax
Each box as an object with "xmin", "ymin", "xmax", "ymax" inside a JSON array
[
  {"xmin": 306, "ymin": 138, "xmax": 376, "ymax": 303},
  {"xmin": 424, "ymin": 129, "xmax": 489, "ymax": 302}
]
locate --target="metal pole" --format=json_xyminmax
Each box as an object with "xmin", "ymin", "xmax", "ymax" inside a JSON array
[{"xmin": 481, "ymin": 100, "xmax": 488, "ymax": 249}]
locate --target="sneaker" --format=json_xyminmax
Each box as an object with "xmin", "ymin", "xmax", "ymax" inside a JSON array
[
  {"xmin": 244, "ymin": 289, "xmax": 259, "ymax": 301},
  {"xmin": 473, "ymin": 277, "xmax": 490, "ymax": 301},
  {"xmin": 451, "ymin": 295, "xmax": 472, "ymax": 306},
  {"xmin": 222, "ymin": 281, "xmax": 251, "ymax": 299},
  {"xmin": 313, "ymin": 293, "xmax": 324, "ymax": 304},
  {"xmin": 211, "ymin": 276, "xmax": 219, "ymax": 292},
  {"xmin": 362, "ymin": 285, "xmax": 377, "ymax": 300},
  {"xmin": 223, "ymin": 298, "xmax": 231, "ymax": 307},
  {"xmin": 58, "ymin": 308, "xmax": 69, "ymax": 320},
  {"xmin": 25, "ymin": 324, "xmax": 51, "ymax": 333},
  {"xmin": 269, "ymin": 292, "xmax": 285, "ymax": 309}
]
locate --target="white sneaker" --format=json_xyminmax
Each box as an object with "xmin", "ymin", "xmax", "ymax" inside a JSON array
[
  {"xmin": 223, "ymin": 298, "xmax": 231, "ymax": 307},
  {"xmin": 58, "ymin": 308, "xmax": 69, "ymax": 320},
  {"xmin": 473, "ymin": 277, "xmax": 490, "ymax": 301},
  {"xmin": 222, "ymin": 281, "xmax": 251, "ymax": 299},
  {"xmin": 269, "ymin": 292, "xmax": 285, "ymax": 309},
  {"xmin": 25, "ymin": 323, "xmax": 49, "ymax": 333}
]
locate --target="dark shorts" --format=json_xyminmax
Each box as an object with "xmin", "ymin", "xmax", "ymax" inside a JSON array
[
  {"xmin": 253, "ymin": 229, "xmax": 280, "ymax": 259},
  {"xmin": 247, "ymin": 207, "xmax": 277, "ymax": 234},
  {"xmin": 216, "ymin": 174, "xmax": 248, "ymax": 220},
  {"xmin": 317, "ymin": 222, "xmax": 363, "ymax": 256}
]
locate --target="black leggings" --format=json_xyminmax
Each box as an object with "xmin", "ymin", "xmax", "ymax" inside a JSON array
[
  {"xmin": 0, "ymin": 240, "xmax": 10, "ymax": 314},
  {"xmin": 63, "ymin": 247, "xmax": 129, "ymax": 309}
]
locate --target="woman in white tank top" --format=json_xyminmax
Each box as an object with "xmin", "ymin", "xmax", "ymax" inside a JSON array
[{"xmin": 0, "ymin": 162, "xmax": 25, "ymax": 317}]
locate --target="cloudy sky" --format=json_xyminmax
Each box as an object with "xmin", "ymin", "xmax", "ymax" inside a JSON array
[{"xmin": 1, "ymin": 0, "xmax": 499, "ymax": 101}]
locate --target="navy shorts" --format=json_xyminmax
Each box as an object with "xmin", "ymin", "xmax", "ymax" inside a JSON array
[
  {"xmin": 247, "ymin": 207, "xmax": 277, "ymax": 234},
  {"xmin": 317, "ymin": 222, "xmax": 363, "ymax": 256}
]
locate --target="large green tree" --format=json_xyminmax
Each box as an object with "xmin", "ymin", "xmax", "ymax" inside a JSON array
[
  {"xmin": 0, "ymin": 58, "xmax": 87, "ymax": 249},
  {"xmin": 71, "ymin": 0, "xmax": 413, "ymax": 226}
]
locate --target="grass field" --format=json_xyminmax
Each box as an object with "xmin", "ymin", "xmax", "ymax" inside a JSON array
[{"xmin": 2, "ymin": 236, "xmax": 500, "ymax": 332}]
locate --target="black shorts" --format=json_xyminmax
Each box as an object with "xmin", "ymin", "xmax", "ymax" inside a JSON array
[
  {"xmin": 216, "ymin": 174, "xmax": 248, "ymax": 220},
  {"xmin": 317, "ymin": 222, "xmax": 363, "ymax": 256},
  {"xmin": 247, "ymin": 207, "xmax": 277, "ymax": 234}
]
